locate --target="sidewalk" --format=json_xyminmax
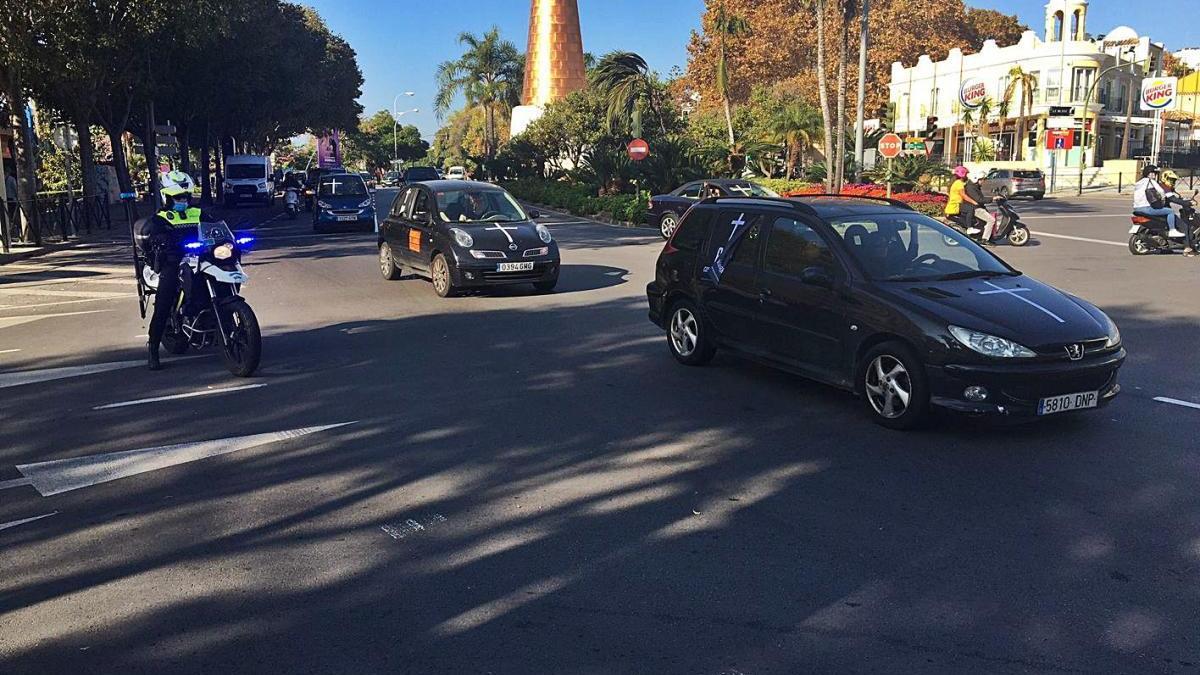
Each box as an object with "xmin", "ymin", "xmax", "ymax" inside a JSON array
[{"xmin": 0, "ymin": 201, "xmax": 149, "ymax": 266}]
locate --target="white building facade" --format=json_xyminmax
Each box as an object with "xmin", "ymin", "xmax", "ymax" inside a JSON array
[{"xmin": 888, "ymin": 0, "xmax": 1165, "ymax": 169}]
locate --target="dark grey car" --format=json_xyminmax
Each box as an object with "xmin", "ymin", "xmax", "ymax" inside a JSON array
[{"xmin": 979, "ymin": 169, "xmax": 1045, "ymax": 200}]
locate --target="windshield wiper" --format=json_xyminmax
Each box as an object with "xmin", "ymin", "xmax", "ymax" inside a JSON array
[{"xmin": 935, "ymin": 269, "xmax": 1019, "ymax": 281}]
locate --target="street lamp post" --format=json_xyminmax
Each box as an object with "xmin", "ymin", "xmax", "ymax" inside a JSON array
[
  {"xmin": 393, "ymin": 92, "xmax": 416, "ymax": 165},
  {"xmin": 1078, "ymin": 57, "xmax": 1140, "ymax": 195}
]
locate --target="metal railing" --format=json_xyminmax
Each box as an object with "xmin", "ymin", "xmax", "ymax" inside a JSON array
[{"xmin": 5, "ymin": 191, "xmax": 113, "ymax": 247}]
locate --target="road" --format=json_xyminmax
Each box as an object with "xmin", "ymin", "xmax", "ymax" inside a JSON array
[{"xmin": 0, "ymin": 190, "xmax": 1197, "ymax": 673}]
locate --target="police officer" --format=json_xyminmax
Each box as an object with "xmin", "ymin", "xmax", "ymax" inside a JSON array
[{"xmin": 140, "ymin": 178, "xmax": 213, "ymax": 370}]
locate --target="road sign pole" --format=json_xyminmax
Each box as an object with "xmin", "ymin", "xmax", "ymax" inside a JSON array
[{"xmin": 886, "ymin": 157, "xmax": 893, "ymax": 198}]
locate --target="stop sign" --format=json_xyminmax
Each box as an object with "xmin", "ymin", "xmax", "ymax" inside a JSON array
[
  {"xmin": 627, "ymin": 138, "xmax": 649, "ymax": 161},
  {"xmin": 877, "ymin": 133, "xmax": 903, "ymax": 159}
]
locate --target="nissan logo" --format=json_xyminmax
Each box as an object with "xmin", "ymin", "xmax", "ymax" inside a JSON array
[
  {"xmin": 1065, "ymin": 344, "xmax": 1084, "ymax": 360},
  {"xmin": 509, "ymin": 243, "xmax": 518, "ymax": 251}
]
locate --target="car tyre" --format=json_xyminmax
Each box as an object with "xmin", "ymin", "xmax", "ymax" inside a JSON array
[
  {"xmin": 532, "ymin": 276, "xmax": 558, "ymax": 293},
  {"xmin": 860, "ymin": 341, "xmax": 930, "ymax": 430},
  {"xmin": 379, "ymin": 243, "xmax": 403, "ymax": 280},
  {"xmin": 431, "ymin": 253, "xmax": 457, "ymax": 297},
  {"xmin": 1032, "ymin": 192, "xmax": 1044, "ymax": 200},
  {"xmin": 659, "ymin": 211, "xmax": 681, "ymax": 240},
  {"xmin": 667, "ymin": 299, "xmax": 715, "ymax": 366}
]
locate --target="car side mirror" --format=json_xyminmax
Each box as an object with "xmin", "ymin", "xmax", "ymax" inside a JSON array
[
  {"xmin": 528, "ymin": 208, "xmax": 541, "ymax": 219},
  {"xmin": 801, "ymin": 266, "xmax": 834, "ymax": 289}
]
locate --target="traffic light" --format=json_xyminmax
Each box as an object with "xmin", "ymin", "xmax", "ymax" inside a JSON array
[{"xmin": 925, "ymin": 116, "xmax": 939, "ymax": 134}]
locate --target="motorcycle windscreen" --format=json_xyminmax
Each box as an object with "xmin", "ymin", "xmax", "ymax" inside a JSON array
[{"xmin": 197, "ymin": 221, "xmax": 235, "ymax": 247}]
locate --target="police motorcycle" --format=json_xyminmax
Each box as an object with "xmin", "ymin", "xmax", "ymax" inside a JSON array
[
  {"xmin": 134, "ymin": 220, "xmax": 262, "ymax": 377},
  {"xmin": 1128, "ymin": 191, "xmax": 1200, "ymax": 256},
  {"xmin": 944, "ymin": 196, "xmax": 1031, "ymax": 247}
]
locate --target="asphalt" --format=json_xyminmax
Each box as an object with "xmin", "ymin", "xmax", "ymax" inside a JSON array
[{"xmin": 0, "ymin": 189, "xmax": 1197, "ymax": 674}]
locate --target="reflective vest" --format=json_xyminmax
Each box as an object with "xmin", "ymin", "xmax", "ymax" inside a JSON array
[{"xmin": 156, "ymin": 207, "xmax": 202, "ymax": 228}]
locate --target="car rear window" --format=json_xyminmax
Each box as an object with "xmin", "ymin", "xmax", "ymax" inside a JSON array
[
  {"xmin": 406, "ymin": 167, "xmax": 440, "ymax": 181},
  {"xmin": 1013, "ymin": 170, "xmax": 1043, "ymax": 179},
  {"xmin": 671, "ymin": 208, "xmax": 715, "ymax": 252}
]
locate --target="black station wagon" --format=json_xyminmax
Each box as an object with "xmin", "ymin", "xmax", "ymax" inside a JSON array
[
  {"xmin": 646, "ymin": 195, "xmax": 1125, "ymax": 429},
  {"xmin": 378, "ymin": 180, "xmax": 560, "ymax": 297}
]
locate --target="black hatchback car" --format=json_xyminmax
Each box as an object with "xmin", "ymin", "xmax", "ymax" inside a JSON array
[
  {"xmin": 646, "ymin": 195, "xmax": 1124, "ymax": 429},
  {"xmin": 649, "ymin": 179, "xmax": 779, "ymax": 240},
  {"xmin": 377, "ymin": 180, "xmax": 560, "ymax": 297}
]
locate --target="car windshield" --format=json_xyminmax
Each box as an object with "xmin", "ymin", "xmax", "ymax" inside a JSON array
[
  {"xmin": 406, "ymin": 167, "xmax": 440, "ymax": 181},
  {"xmin": 318, "ymin": 175, "xmax": 368, "ymax": 197},
  {"xmin": 226, "ymin": 164, "xmax": 263, "ymax": 180},
  {"xmin": 725, "ymin": 182, "xmax": 779, "ymax": 197},
  {"xmin": 830, "ymin": 213, "xmax": 1016, "ymax": 282},
  {"xmin": 435, "ymin": 188, "xmax": 527, "ymax": 223}
]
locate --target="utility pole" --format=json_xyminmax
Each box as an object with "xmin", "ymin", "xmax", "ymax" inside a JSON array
[
  {"xmin": 146, "ymin": 100, "xmax": 159, "ymax": 207},
  {"xmin": 853, "ymin": 0, "xmax": 869, "ymax": 182},
  {"xmin": 0, "ymin": 142, "xmax": 10, "ymax": 253}
]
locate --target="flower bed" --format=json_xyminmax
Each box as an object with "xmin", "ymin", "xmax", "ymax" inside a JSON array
[
  {"xmin": 501, "ymin": 179, "xmax": 648, "ymax": 224},
  {"xmin": 779, "ymin": 183, "xmax": 947, "ymax": 218}
]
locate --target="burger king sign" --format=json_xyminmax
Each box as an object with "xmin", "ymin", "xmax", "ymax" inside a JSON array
[
  {"xmin": 1140, "ymin": 77, "xmax": 1178, "ymax": 111},
  {"xmin": 959, "ymin": 78, "xmax": 988, "ymax": 109}
]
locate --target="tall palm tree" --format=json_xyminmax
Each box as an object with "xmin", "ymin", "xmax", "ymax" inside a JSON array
[
  {"xmin": 813, "ymin": 0, "xmax": 834, "ymax": 191},
  {"xmin": 768, "ymin": 101, "xmax": 823, "ymax": 180},
  {"xmin": 434, "ymin": 27, "xmax": 523, "ymax": 166},
  {"xmin": 1004, "ymin": 67, "xmax": 1038, "ymax": 161},
  {"xmin": 712, "ymin": 4, "xmax": 749, "ymax": 146},
  {"xmin": 590, "ymin": 51, "xmax": 666, "ymax": 139}
]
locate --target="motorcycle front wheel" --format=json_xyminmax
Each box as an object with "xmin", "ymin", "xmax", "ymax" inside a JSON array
[
  {"xmin": 220, "ymin": 300, "xmax": 262, "ymax": 377},
  {"xmin": 1007, "ymin": 226, "xmax": 1030, "ymax": 247}
]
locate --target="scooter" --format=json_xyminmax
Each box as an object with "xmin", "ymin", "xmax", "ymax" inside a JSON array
[
  {"xmin": 136, "ymin": 221, "xmax": 262, "ymax": 377},
  {"xmin": 943, "ymin": 197, "xmax": 1031, "ymax": 247},
  {"xmin": 1128, "ymin": 193, "xmax": 1199, "ymax": 255},
  {"xmin": 284, "ymin": 187, "xmax": 300, "ymax": 219}
]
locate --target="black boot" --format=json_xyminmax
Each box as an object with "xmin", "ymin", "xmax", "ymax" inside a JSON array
[{"xmin": 147, "ymin": 342, "xmax": 162, "ymax": 371}]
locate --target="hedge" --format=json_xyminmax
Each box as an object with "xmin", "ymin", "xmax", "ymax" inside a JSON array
[{"xmin": 502, "ymin": 179, "xmax": 649, "ymax": 224}]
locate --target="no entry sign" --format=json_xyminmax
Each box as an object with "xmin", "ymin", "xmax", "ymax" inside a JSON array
[
  {"xmin": 877, "ymin": 133, "xmax": 903, "ymax": 159},
  {"xmin": 627, "ymin": 138, "xmax": 649, "ymax": 161}
]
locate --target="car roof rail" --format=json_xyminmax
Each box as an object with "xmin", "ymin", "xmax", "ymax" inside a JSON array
[
  {"xmin": 789, "ymin": 193, "xmax": 916, "ymax": 211},
  {"xmin": 698, "ymin": 194, "xmax": 818, "ymax": 215}
]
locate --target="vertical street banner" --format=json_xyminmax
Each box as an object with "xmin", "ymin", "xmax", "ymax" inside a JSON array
[{"xmin": 317, "ymin": 130, "xmax": 343, "ymax": 168}]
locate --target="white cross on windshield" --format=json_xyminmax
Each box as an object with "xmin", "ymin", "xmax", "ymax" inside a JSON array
[
  {"xmin": 731, "ymin": 213, "xmax": 746, "ymax": 228},
  {"xmin": 976, "ymin": 281, "xmax": 1065, "ymax": 323},
  {"xmin": 325, "ymin": 178, "xmax": 342, "ymax": 194},
  {"xmin": 486, "ymin": 223, "xmax": 519, "ymax": 243}
]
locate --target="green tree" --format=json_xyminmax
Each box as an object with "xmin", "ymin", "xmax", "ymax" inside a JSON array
[
  {"xmin": 1004, "ymin": 67, "xmax": 1037, "ymax": 161},
  {"xmin": 712, "ymin": 4, "xmax": 750, "ymax": 146},
  {"xmin": 590, "ymin": 51, "xmax": 667, "ymax": 138},
  {"xmin": 345, "ymin": 109, "xmax": 428, "ymax": 171},
  {"xmin": 434, "ymin": 27, "xmax": 523, "ymax": 168},
  {"xmin": 519, "ymin": 89, "xmax": 608, "ymax": 172},
  {"xmin": 768, "ymin": 101, "xmax": 823, "ymax": 180}
]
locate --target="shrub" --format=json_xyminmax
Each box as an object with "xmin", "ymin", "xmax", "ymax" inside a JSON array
[{"xmin": 502, "ymin": 179, "xmax": 649, "ymax": 224}]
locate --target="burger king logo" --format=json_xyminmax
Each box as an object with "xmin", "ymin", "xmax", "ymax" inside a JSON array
[
  {"xmin": 1140, "ymin": 77, "xmax": 1178, "ymax": 111},
  {"xmin": 959, "ymin": 78, "xmax": 987, "ymax": 109}
]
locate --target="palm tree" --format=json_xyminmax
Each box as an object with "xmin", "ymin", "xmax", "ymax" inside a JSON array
[
  {"xmin": 590, "ymin": 51, "xmax": 666, "ymax": 139},
  {"xmin": 813, "ymin": 0, "xmax": 834, "ymax": 191},
  {"xmin": 434, "ymin": 27, "xmax": 523, "ymax": 167},
  {"xmin": 712, "ymin": 4, "xmax": 750, "ymax": 146},
  {"xmin": 1004, "ymin": 67, "xmax": 1038, "ymax": 161},
  {"xmin": 768, "ymin": 101, "xmax": 823, "ymax": 180}
]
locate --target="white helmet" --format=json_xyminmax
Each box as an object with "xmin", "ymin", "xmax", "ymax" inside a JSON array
[{"xmin": 160, "ymin": 170, "xmax": 196, "ymax": 205}]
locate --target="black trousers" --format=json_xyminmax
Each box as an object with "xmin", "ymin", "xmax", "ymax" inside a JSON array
[{"xmin": 148, "ymin": 253, "xmax": 183, "ymax": 348}]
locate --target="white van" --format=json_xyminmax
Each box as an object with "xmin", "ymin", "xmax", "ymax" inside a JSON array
[
  {"xmin": 223, "ymin": 155, "xmax": 274, "ymax": 206},
  {"xmin": 446, "ymin": 166, "xmax": 468, "ymax": 180}
]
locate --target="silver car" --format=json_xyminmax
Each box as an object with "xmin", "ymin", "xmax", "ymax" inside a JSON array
[{"xmin": 980, "ymin": 168, "xmax": 1046, "ymax": 200}]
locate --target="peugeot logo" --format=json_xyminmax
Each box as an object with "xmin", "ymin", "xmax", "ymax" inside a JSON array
[
  {"xmin": 1065, "ymin": 343, "xmax": 1084, "ymax": 360},
  {"xmin": 509, "ymin": 243, "xmax": 518, "ymax": 251}
]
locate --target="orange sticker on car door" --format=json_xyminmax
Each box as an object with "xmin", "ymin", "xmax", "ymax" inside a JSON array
[{"xmin": 408, "ymin": 228, "xmax": 421, "ymax": 253}]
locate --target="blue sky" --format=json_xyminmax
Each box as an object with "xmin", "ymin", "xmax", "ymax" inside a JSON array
[{"xmin": 302, "ymin": 0, "xmax": 1198, "ymax": 141}]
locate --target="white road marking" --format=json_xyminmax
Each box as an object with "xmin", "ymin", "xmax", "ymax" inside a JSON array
[
  {"xmin": 1154, "ymin": 396, "xmax": 1200, "ymax": 410},
  {"xmin": 0, "ymin": 511, "xmax": 57, "ymax": 532},
  {"xmin": 93, "ymin": 383, "xmax": 268, "ymax": 410},
  {"xmin": 6, "ymin": 422, "xmax": 355, "ymax": 496},
  {"xmin": 0, "ymin": 476, "xmax": 33, "ymax": 490},
  {"xmin": 1020, "ymin": 214, "xmax": 1127, "ymax": 220},
  {"xmin": 0, "ymin": 288, "xmax": 131, "ymax": 299},
  {"xmin": 1030, "ymin": 231, "xmax": 1126, "ymax": 247},
  {"xmin": 0, "ymin": 309, "xmax": 113, "ymax": 330},
  {"xmin": 0, "ymin": 355, "xmax": 200, "ymax": 389},
  {"xmin": 0, "ymin": 297, "xmax": 127, "ymax": 310},
  {"xmin": 0, "ymin": 349, "xmax": 20, "ymax": 354}
]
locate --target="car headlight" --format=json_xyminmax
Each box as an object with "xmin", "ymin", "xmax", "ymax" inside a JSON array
[
  {"xmin": 536, "ymin": 223, "xmax": 552, "ymax": 243},
  {"xmin": 948, "ymin": 325, "xmax": 1036, "ymax": 358},
  {"xmin": 451, "ymin": 227, "xmax": 473, "ymax": 248},
  {"xmin": 358, "ymin": 199, "xmax": 373, "ymax": 208},
  {"xmin": 1103, "ymin": 315, "xmax": 1121, "ymax": 348},
  {"xmin": 213, "ymin": 243, "xmax": 234, "ymax": 260},
  {"xmin": 317, "ymin": 200, "xmax": 332, "ymax": 209}
]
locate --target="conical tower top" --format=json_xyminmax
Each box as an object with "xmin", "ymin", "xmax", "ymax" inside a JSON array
[{"xmin": 521, "ymin": 0, "xmax": 587, "ymax": 107}]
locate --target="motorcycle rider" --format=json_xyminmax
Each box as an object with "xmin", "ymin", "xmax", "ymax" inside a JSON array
[
  {"xmin": 1132, "ymin": 165, "xmax": 1185, "ymax": 239},
  {"xmin": 140, "ymin": 177, "xmax": 215, "ymax": 370},
  {"xmin": 945, "ymin": 166, "xmax": 982, "ymax": 235},
  {"xmin": 966, "ymin": 170, "xmax": 997, "ymax": 243},
  {"xmin": 159, "ymin": 169, "xmax": 196, "ymax": 207},
  {"xmin": 1159, "ymin": 169, "xmax": 1195, "ymax": 257}
]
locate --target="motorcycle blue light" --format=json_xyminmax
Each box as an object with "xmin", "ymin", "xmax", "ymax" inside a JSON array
[
  {"xmin": 183, "ymin": 241, "xmax": 204, "ymax": 250},
  {"xmin": 235, "ymin": 236, "xmax": 254, "ymax": 245}
]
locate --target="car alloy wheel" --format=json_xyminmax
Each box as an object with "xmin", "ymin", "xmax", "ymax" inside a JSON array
[
  {"xmin": 670, "ymin": 307, "xmax": 699, "ymax": 357},
  {"xmin": 865, "ymin": 354, "xmax": 912, "ymax": 419},
  {"xmin": 431, "ymin": 254, "xmax": 455, "ymax": 297},
  {"xmin": 379, "ymin": 243, "xmax": 401, "ymax": 280},
  {"xmin": 660, "ymin": 212, "xmax": 679, "ymax": 239}
]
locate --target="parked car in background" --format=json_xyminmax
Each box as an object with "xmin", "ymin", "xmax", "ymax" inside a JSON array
[
  {"xmin": 649, "ymin": 179, "xmax": 780, "ymax": 239},
  {"xmin": 380, "ymin": 171, "xmax": 403, "ymax": 187},
  {"xmin": 402, "ymin": 166, "xmax": 441, "ymax": 184},
  {"xmin": 313, "ymin": 172, "xmax": 376, "ymax": 233},
  {"xmin": 446, "ymin": 166, "xmax": 468, "ymax": 180},
  {"xmin": 223, "ymin": 154, "xmax": 275, "ymax": 207},
  {"xmin": 359, "ymin": 172, "xmax": 378, "ymax": 191},
  {"xmin": 979, "ymin": 168, "xmax": 1046, "ymax": 200}
]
